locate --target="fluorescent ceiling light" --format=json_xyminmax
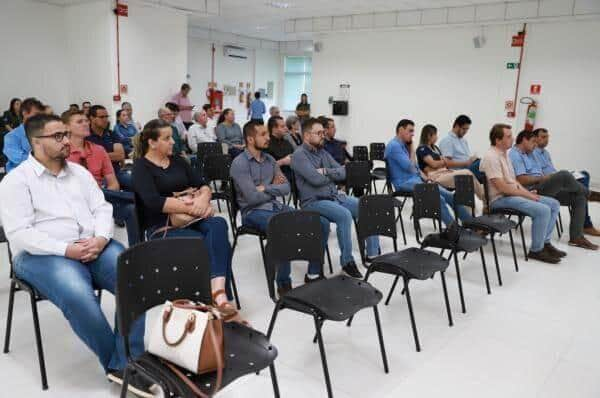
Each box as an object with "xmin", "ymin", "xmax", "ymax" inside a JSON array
[{"xmin": 268, "ymin": 1, "xmax": 291, "ymax": 9}]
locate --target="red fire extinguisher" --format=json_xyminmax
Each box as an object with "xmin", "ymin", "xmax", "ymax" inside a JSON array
[
  {"xmin": 206, "ymin": 87, "xmax": 224, "ymax": 113},
  {"xmin": 520, "ymin": 97, "xmax": 537, "ymax": 131}
]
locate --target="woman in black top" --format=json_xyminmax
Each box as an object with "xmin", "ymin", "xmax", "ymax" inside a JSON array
[
  {"xmin": 295, "ymin": 93, "xmax": 310, "ymax": 122},
  {"xmin": 132, "ymin": 119, "xmax": 242, "ymax": 322},
  {"xmin": 2, "ymin": 98, "xmax": 22, "ymax": 132},
  {"xmin": 416, "ymin": 124, "xmax": 484, "ymax": 199}
]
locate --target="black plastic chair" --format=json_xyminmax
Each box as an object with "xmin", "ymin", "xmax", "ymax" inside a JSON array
[
  {"xmin": 116, "ymin": 238, "xmax": 280, "ymax": 398},
  {"xmin": 412, "ymin": 183, "xmax": 488, "ymax": 314},
  {"xmin": 2, "ymin": 227, "xmax": 103, "ymax": 391},
  {"xmin": 351, "ymin": 194, "xmax": 455, "ymax": 352},
  {"xmin": 196, "ymin": 142, "xmax": 223, "ymax": 167},
  {"xmin": 384, "ymin": 158, "xmax": 413, "ymax": 245},
  {"xmin": 344, "ymin": 161, "xmax": 372, "ymax": 197},
  {"xmin": 264, "ymin": 211, "xmax": 388, "ymax": 397},
  {"xmin": 369, "ymin": 143, "xmax": 387, "ymax": 193},
  {"xmin": 480, "ymin": 172, "xmax": 529, "ymax": 262},
  {"xmin": 454, "ymin": 174, "xmax": 519, "ymax": 288},
  {"xmin": 203, "ymin": 153, "xmax": 232, "ymax": 213},
  {"xmin": 352, "ymin": 145, "xmax": 369, "ymax": 162}
]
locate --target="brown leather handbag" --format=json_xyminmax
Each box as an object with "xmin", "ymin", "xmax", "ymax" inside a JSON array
[{"xmin": 150, "ymin": 188, "xmax": 205, "ymax": 238}]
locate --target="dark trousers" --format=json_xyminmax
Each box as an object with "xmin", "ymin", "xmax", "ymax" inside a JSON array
[{"xmin": 533, "ymin": 170, "xmax": 588, "ymax": 239}]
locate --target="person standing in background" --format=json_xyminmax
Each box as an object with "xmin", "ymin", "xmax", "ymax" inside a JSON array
[
  {"xmin": 2, "ymin": 98, "xmax": 22, "ymax": 133},
  {"xmin": 248, "ymin": 92, "xmax": 266, "ymax": 124},
  {"xmin": 295, "ymin": 93, "xmax": 310, "ymax": 123},
  {"xmin": 171, "ymin": 83, "xmax": 194, "ymax": 130}
]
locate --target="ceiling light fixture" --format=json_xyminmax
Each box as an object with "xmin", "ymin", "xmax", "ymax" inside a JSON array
[{"xmin": 267, "ymin": 1, "xmax": 291, "ymax": 9}]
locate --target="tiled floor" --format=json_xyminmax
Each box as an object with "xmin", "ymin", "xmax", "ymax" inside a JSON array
[{"xmin": 1, "ymin": 200, "xmax": 599, "ymax": 397}]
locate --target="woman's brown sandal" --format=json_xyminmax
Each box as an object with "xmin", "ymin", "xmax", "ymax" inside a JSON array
[{"xmin": 211, "ymin": 289, "xmax": 249, "ymax": 326}]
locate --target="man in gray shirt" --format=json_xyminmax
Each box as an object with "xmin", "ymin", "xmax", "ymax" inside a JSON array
[
  {"xmin": 291, "ymin": 118, "xmax": 380, "ymax": 278},
  {"xmin": 230, "ymin": 120, "xmax": 330, "ymax": 296}
]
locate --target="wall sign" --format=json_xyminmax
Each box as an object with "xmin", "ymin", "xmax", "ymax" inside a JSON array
[
  {"xmin": 530, "ymin": 84, "xmax": 542, "ymax": 95},
  {"xmin": 506, "ymin": 62, "xmax": 520, "ymax": 69},
  {"xmin": 505, "ymin": 100, "xmax": 514, "ymax": 111}
]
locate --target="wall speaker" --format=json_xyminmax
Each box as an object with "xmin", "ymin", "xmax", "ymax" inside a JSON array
[
  {"xmin": 473, "ymin": 35, "xmax": 486, "ymax": 48},
  {"xmin": 314, "ymin": 41, "xmax": 323, "ymax": 52}
]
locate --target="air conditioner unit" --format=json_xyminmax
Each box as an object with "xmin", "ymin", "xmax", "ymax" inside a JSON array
[{"xmin": 223, "ymin": 45, "xmax": 248, "ymax": 59}]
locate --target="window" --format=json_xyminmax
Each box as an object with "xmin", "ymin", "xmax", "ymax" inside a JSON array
[{"xmin": 283, "ymin": 56, "xmax": 312, "ymax": 111}]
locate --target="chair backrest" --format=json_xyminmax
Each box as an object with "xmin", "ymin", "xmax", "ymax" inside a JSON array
[
  {"xmin": 116, "ymin": 238, "xmax": 213, "ymax": 340},
  {"xmin": 453, "ymin": 174, "xmax": 476, "ymax": 216},
  {"xmin": 413, "ymin": 183, "xmax": 443, "ymax": 239},
  {"xmin": 289, "ymin": 170, "xmax": 300, "ymax": 206},
  {"xmin": 265, "ymin": 211, "xmax": 324, "ymax": 300},
  {"xmin": 358, "ymin": 195, "xmax": 397, "ymax": 241},
  {"xmin": 228, "ymin": 180, "xmax": 242, "ymax": 230},
  {"xmin": 369, "ymin": 142, "xmax": 385, "ymax": 161},
  {"xmin": 479, "ymin": 172, "xmax": 492, "ymax": 212},
  {"xmin": 133, "ymin": 192, "xmax": 148, "ymax": 242},
  {"xmin": 352, "ymin": 145, "xmax": 369, "ymax": 161},
  {"xmin": 197, "ymin": 142, "xmax": 223, "ymax": 163},
  {"xmin": 204, "ymin": 153, "xmax": 232, "ymax": 182},
  {"xmin": 345, "ymin": 161, "xmax": 371, "ymax": 195}
]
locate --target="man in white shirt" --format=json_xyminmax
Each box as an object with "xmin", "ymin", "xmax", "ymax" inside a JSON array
[
  {"xmin": 188, "ymin": 110, "xmax": 217, "ymax": 152},
  {"xmin": 0, "ymin": 114, "xmax": 149, "ymax": 396}
]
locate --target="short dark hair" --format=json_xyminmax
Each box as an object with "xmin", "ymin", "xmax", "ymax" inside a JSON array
[
  {"xmin": 302, "ymin": 117, "xmax": 322, "ymax": 134},
  {"xmin": 165, "ymin": 102, "xmax": 179, "ymax": 113},
  {"xmin": 532, "ymin": 128, "xmax": 548, "ymax": 137},
  {"xmin": 516, "ymin": 130, "xmax": 535, "ymax": 144},
  {"xmin": 140, "ymin": 119, "xmax": 172, "ymax": 155},
  {"xmin": 89, "ymin": 105, "xmax": 106, "ymax": 118},
  {"xmin": 61, "ymin": 110, "xmax": 84, "ymax": 124},
  {"xmin": 453, "ymin": 115, "xmax": 472, "ymax": 128},
  {"xmin": 243, "ymin": 120, "xmax": 263, "ymax": 144},
  {"xmin": 396, "ymin": 119, "xmax": 415, "ymax": 132},
  {"xmin": 25, "ymin": 114, "xmax": 62, "ymax": 145},
  {"xmin": 202, "ymin": 104, "xmax": 211, "ymax": 112},
  {"xmin": 267, "ymin": 116, "xmax": 283, "ymax": 134},
  {"xmin": 116, "ymin": 109, "xmax": 124, "ymax": 119},
  {"xmin": 82, "ymin": 101, "xmax": 91, "ymax": 106},
  {"xmin": 317, "ymin": 116, "xmax": 330, "ymax": 129},
  {"xmin": 181, "ymin": 83, "xmax": 191, "ymax": 91},
  {"xmin": 254, "ymin": 91, "xmax": 261, "ymax": 99},
  {"xmin": 21, "ymin": 97, "xmax": 44, "ymax": 117},
  {"xmin": 419, "ymin": 124, "xmax": 438, "ymax": 146},
  {"xmin": 489, "ymin": 123, "xmax": 511, "ymax": 146},
  {"xmin": 69, "ymin": 103, "xmax": 79, "ymax": 109}
]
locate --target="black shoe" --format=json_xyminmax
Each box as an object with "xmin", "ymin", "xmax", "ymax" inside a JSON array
[
  {"xmin": 304, "ymin": 274, "xmax": 325, "ymax": 284},
  {"xmin": 277, "ymin": 281, "xmax": 292, "ymax": 298},
  {"xmin": 528, "ymin": 249, "xmax": 561, "ymax": 264},
  {"xmin": 342, "ymin": 262, "xmax": 363, "ymax": 278},
  {"xmin": 107, "ymin": 369, "xmax": 154, "ymax": 398},
  {"xmin": 544, "ymin": 243, "xmax": 566, "ymax": 258}
]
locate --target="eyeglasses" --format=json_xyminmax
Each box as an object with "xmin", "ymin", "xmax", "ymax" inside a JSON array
[
  {"xmin": 311, "ymin": 130, "xmax": 325, "ymax": 136},
  {"xmin": 36, "ymin": 131, "xmax": 71, "ymax": 142}
]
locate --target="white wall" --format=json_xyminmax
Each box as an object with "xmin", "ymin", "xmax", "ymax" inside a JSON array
[
  {"xmin": 0, "ymin": 0, "xmax": 71, "ymax": 112},
  {"xmin": 311, "ymin": 19, "xmax": 600, "ymax": 182}
]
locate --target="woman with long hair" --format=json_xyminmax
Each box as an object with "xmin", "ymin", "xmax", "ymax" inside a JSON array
[
  {"xmin": 2, "ymin": 98, "xmax": 22, "ymax": 132},
  {"xmin": 215, "ymin": 108, "xmax": 244, "ymax": 157}
]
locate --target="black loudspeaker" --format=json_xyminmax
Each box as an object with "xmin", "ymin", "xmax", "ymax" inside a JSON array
[{"xmin": 332, "ymin": 101, "xmax": 348, "ymax": 116}]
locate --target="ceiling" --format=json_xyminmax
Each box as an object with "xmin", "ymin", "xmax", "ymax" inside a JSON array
[{"xmin": 34, "ymin": 0, "xmax": 532, "ymax": 41}]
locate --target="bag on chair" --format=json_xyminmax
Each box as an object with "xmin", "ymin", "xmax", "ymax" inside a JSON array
[
  {"xmin": 148, "ymin": 300, "xmax": 225, "ymax": 397},
  {"xmin": 150, "ymin": 188, "xmax": 205, "ymax": 238}
]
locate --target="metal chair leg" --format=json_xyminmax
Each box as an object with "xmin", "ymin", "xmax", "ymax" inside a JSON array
[
  {"xmin": 453, "ymin": 252, "xmax": 466, "ymax": 314},
  {"xmin": 384, "ymin": 275, "xmax": 400, "ymax": 305},
  {"xmin": 325, "ymin": 245, "xmax": 333, "ymax": 274},
  {"xmin": 518, "ymin": 219, "xmax": 528, "ymax": 261},
  {"xmin": 372, "ymin": 306, "xmax": 389, "ymax": 373},
  {"xmin": 398, "ymin": 212, "xmax": 407, "ymax": 245},
  {"xmin": 313, "ymin": 316, "xmax": 333, "ymax": 398},
  {"xmin": 230, "ymin": 270, "xmax": 241, "ymax": 310},
  {"xmin": 346, "ymin": 268, "xmax": 373, "ymax": 327},
  {"xmin": 266, "ymin": 302, "xmax": 282, "ymax": 339},
  {"xmin": 403, "ymin": 278, "xmax": 421, "ymax": 352},
  {"xmin": 120, "ymin": 366, "xmax": 130, "ymax": 398},
  {"xmin": 269, "ymin": 364, "xmax": 281, "ymax": 398},
  {"xmin": 508, "ymin": 229, "xmax": 519, "ymax": 272},
  {"xmin": 3, "ymin": 280, "xmax": 16, "ymax": 354},
  {"xmin": 30, "ymin": 292, "xmax": 48, "ymax": 390},
  {"xmin": 440, "ymin": 271, "xmax": 453, "ymax": 327},
  {"xmin": 479, "ymin": 247, "xmax": 491, "ymax": 295},
  {"xmin": 490, "ymin": 235, "xmax": 503, "ymax": 286}
]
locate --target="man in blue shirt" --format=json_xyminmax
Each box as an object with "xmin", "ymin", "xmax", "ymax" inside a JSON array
[
  {"xmin": 510, "ymin": 130, "xmax": 596, "ymax": 249},
  {"xmin": 291, "ymin": 118, "xmax": 380, "ymax": 278},
  {"xmin": 248, "ymin": 91, "xmax": 266, "ymax": 124},
  {"xmin": 439, "ymin": 115, "xmax": 482, "ymax": 180},
  {"xmin": 385, "ymin": 119, "xmax": 471, "ymax": 226},
  {"xmin": 533, "ymin": 128, "xmax": 600, "ymax": 236},
  {"xmin": 321, "ymin": 117, "xmax": 352, "ymax": 165},
  {"xmin": 3, "ymin": 97, "xmax": 44, "ymax": 172},
  {"xmin": 230, "ymin": 120, "xmax": 330, "ymax": 296}
]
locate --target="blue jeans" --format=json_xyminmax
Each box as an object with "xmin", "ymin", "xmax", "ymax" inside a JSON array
[
  {"xmin": 491, "ymin": 195, "xmax": 560, "ymax": 252},
  {"xmin": 468, "ymin": 159, "xmax": 483, "ymax": 182},
  {"xmin": 577, "ymin": 171, "xmax": 594, "ymax": 228},
  {"xmin": 394, "ymin": 177, "xmax": 472, "ymax": 226},
  {"xmin": 305, "ymin": 195, "xmax": 379, "ymax": 266},
  {"xmin": 103, "ymin": 190, "xmax": 138, "ymax": 245},
  {"xmin": 116, "ymin": 169, "xmax": 132, "ymax": 191},
  {"xmin": 242, "ymin": 206, "xmax": 330, "ymax": 285},
  {"xmin": 12, "ymin": 240, "xmax": 145, "ymax": 372}
]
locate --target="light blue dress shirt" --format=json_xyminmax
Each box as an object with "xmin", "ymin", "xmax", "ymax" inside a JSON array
[
  {"xmin": 533, "ymin": 147, "xmax": 556, "ymax": 176},
  {"xmin": 509, "ymin": 146, "xmax": 543, "ymax": 177},
  {"xmin": 439, "ymin": 131, "xmax": 472, "ymax": 165},
  {"xmin": 3, "ymin": 124, "xmax": 30, "ymax": 172}
]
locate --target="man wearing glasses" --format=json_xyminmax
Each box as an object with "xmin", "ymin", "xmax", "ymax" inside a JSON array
[
  {"xmin": 0, "ymin": 114, "xmax": 149, "ymax": 396},
  {"xmin": 291, "ymin": 117, "xmax": 380, "ymax": 279}
]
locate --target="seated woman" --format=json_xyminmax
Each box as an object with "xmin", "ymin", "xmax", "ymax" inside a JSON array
[
  {"xmin": 416, "ymin": 124, "xmax": 484, "ymax": 200},
  {"xmin": 132, "ymin": 119, "xmax": 241, "ymax": 322}
]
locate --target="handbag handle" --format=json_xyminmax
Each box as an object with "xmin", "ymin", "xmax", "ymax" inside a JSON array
[{"xmin": 161, "ymin": 305, "xmax": 197, "ymax": 347}]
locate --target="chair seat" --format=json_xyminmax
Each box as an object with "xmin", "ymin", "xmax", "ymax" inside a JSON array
[
  {"xmin": 462, "ymin": 214, "xmax": 517, "ymax": 234},
  {"xmin": 371, "ymin": 169, "xmax": 386, "ymax": 180},
  {"xmin": 422, "ymin": 229, "xmax": 487, "ymax": 253},
  {"xmin": 391, "ymin": 190, "xmax": 412, "ymax": 198},
  {"xmin": 491, "ymin": 207, "xmax": 527, "ymax": 218},
  {"xmin": 236, "ymin": 225, "xmax": 265, "ymax": 237},
  {"xmin": 132, "ymin": 322, "xmax": 277, "ymax": 397},
  {"xmin": 282, "ymin": 275, "xmax": 382, "ymax": 321},
  {"xmin": 370, "ymin": 247, "xmax": 449, "ymax": 280}
]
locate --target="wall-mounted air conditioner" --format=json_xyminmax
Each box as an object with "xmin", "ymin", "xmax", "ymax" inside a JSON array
[{"xmin": 223, "ymin": 45, "xmax": 248, "ymax": 59}]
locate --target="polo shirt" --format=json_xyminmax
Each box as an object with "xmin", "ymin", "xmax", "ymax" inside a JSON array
[
  {"xmin": 67, "ymin": 141, "xmax": 115, "ymax": 186},
  {"xmin": 533, "ymin": 147, "xmax": 556, "ymax": 176},
  {"xmin": 266, "ymin": 135, "xmax": 294, "ymax": 161},
  {"xmin": 323, "ymin": 138, "xmax": 347, "ymax": 165},
  {"xmin": 416, "ymin": 144, "xmax": 442, "ymax": 171},
  {"xmin": 86, "ymin": 128, "xmax": 128, "ymax": 173},
  {"xmin": 439, "ymin": 131, "xmax": 472, "ymax": 165},
  {"xmin": 508, "ymin": 146, "xmax": 542, "ymax": 177},
  {"xmin": 249, "ymin": 99, "xmax": 266, "ymax": 120},
  {"xmin": 480, "ymin": 146, "xmax": 518, "ymax": 203}
]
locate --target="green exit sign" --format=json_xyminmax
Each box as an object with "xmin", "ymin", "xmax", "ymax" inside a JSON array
[{"xmin": 507, "ymin": 62, "xmax": 520, "ymax": 69}]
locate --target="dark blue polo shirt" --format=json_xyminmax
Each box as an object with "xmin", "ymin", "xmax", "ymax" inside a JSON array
[{"xmin": 86, "ymin": 129, "xmax": 129, "ymax": 173}]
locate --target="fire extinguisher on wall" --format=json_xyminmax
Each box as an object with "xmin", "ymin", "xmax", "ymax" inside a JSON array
[
  {"xmin": 206, "ymin": 87, "xmax": 224, "ymax": 113},
  {"xmin": 520, "ymin": 97, "xmax": 537, "ymax": 131}
]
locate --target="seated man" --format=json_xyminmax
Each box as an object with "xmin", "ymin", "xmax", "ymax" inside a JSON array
[
  {"xmin": 3, "ymin": 97, "xmax": 44, "ymax": 172},
  {"xmin": 321, "ymin": 116, "xmax": 352, "ymax": 165},
  {"xmin": 439, "ymin": 114, "xmax": 482, "ymax": 180},
  {"xmin": 480, "ymin": 124, "xmax": 562, "ymax": 264},
  {"xmin": 291, "ymin": 118, "xmax": 380, "ymax": 278},
  {"xmin": 385, "ymin": 119, "xmax": 472, "ymax": 226},
  {"xmin": 533, "ymin": 128, "xmax": 600, "ymax": 236},
  {"xmin": 86, "ymin": 105, "xmax": 132, "ymax": 190},
  {"xmin": 265, "ymin": 115, "xmax": 294, "ymax": 182},
  {"xmin": 0, "ymin": 114, "xmax": 148, "ymax": 396},
  {"xmin": 161, "ymin": 104, "xmax": 187, "ymax": 157},
  {"xmin": 509, "ymin": 130, "xmax": 597, "ymax": 250},
  {"xmin": 230, "ymin": 121, "xmax": 330, "ymax": 296},
  {"xmin": 188, "ymin": 110, "xmax": 217, "ymax": 152}
]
